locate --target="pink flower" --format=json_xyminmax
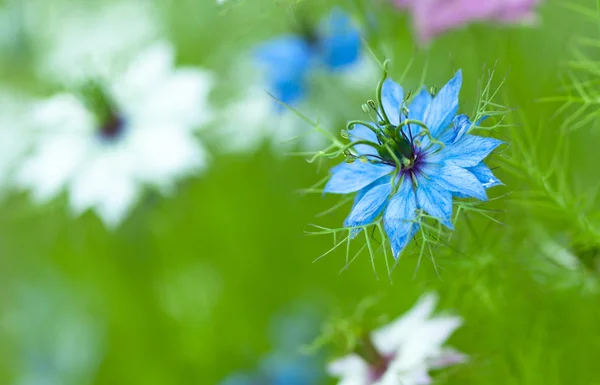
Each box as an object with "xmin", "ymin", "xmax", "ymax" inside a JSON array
[{"xmin": 395, "ymin": 0, "xmax": 542, "ymax": 44}]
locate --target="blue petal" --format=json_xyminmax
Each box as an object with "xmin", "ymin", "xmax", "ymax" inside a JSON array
[
  {"xmin": 318, "ymin": 9, "xmax": 361, "ymax": 70},
  {"xmin": 344, "ymin": 180, "xmax": 393, "ymax": 233},
  {"xmin": 407, "ymin": 87, "xmax": 432, "ymax": 122},
  {"xmin": 434, "ymin": 164, "xmax": 488, "ymax": 201},
  {"xmin": 255, "ymin": 36, "xmax": 313, "ymax": 81},
  {"xmin": 349, "ymin": 123, "xmax": 379, "ymax": 156},
  {"xmin": 466, "ymin": 162, "xmax": 502, "ymax": 189},
  {"xmin": 271, "ymin": 78, "xmax": 307, "ymax": 107},
  {"xmin": 449, "ymin": 114, "xmax": 471, "ymax": 143},
  {"xmin": 430, "ymin": 134, "xmax": 503, "ymax": 168},
  {"xmin": 324, "ymin": 161, "xmax": 394, "ymax": 194},
  {"xmin": 424, "ymin": 69, "xmax": 462, "ymax": 138},
  {"xmin": 415, "ymin": 177, "xmax": 453, "ymax": 229},
  {"xmin": 381, "ymin": 78, "xmax": 404, "ymax": 126},
  {"xmin": 399, "ymin": 88, "xmax": 432, "ymax": 139},
  {"xmin": 263, "ymin": 355, "xmax": 319, "ymax": 385},
  {"xmin": 350, "ymin": 175, "xmax": 390, "ymax": 212},
  {"xmin": 384, "ymin": 179, "xmax": 419, "ymax": 259},
  {"xmin": 255, "ymin": 36, "xmax": 313, "ymax": 104}
]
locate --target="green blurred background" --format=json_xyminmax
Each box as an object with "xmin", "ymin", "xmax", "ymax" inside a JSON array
[{"xmin": 0, "ymin": 0, "xmax": 599, "ymax": 384}]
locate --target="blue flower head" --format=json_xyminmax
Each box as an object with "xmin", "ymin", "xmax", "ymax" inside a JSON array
[
  {"xmin": 323, "ymin": 69, "xmax": 503, "ymax": 258},
  {"xmin": 254, "ymin": 8, "xmax": 363, "ymax": 107},
  {"xmin": 219, "ymin": 309, "xmax": 324, "ymax": 385}
]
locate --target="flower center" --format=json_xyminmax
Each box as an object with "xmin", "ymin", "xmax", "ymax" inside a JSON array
[
  {"xmin": 99, "ymin": 113, "xmax": 126, "ymax": 141},
  {"xmin": 79, "ymin": 81, "xmax": 127, "ymax": 143},
  {"xmin": 356, "ymin": 335, "xmax": 394, "ymax": 383}
]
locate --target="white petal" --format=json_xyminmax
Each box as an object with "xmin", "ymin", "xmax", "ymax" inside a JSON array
[
  {"xmin": 0, "ymin": 93, "xmax": 34, "ymax": 183},
  {"xmin": 111, "ymin": 40, "xmax": 176, "ymax": 106},
  {"xmin": 31, "ymin": 94, "xmax": 96, "ymax": 134},
  {"xmin": 15, "ymin": 94, "xmax": 95, "ymax": 202},
  {"xmin": 68, "ymin": 147, "xmax": 128, "ymax": 215},
  {"xmin": 68, "ymin": 146, "xmax": 140, "ymax": 227},
  {"xmin": 93, "ymin": 176, "xmax": 140, "ymax": 228},
  {"xmin": 126, "ymin": 123, "xmax": 208, "ymax": 189},
  {"xmin": 40, "ymin": 1, "xmax": 158, "ymax": 82},
  {"xmin": 392, "ymin": 315, "xmax": 463, "ymax": 371},
  {"xmin": 16, "ymin": 142, "xmax": 93, "ymax": 202},
  {"xmin": 428, "ymin": 348, "xmax": 468, "ymax": 369},
  {"xmin": 371, "ymin": 293, "xmax": 439, "ymax": 355},
  {"xmin": 327, "ymin": 354, "xmax": 372, "ymax": 385},
  {"xmin": 134, "ymin": 68, "xmax": 215, "ymax": 130},
  {"xmin": 217, "ymin": 88, "xmax": 273, "ymax": 152},
  {"xmin": 378, "ymin": 363, "xmax": 432, "ymax": 385}
]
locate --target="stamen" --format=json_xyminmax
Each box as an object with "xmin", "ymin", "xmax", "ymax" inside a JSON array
[{"xmin": 429, "ymin": 85, "xmax": 437, "ymax": 97}]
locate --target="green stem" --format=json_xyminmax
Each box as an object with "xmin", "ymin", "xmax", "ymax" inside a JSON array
[
  {"xmin": 347, "ymin": 120, "xmax": 381, "ymax": 137},
  {"xmin": 375, "ymin": 60, "xmax": 391, "ymax": 126}
]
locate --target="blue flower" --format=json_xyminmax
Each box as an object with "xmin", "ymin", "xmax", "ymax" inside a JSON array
[
  {"xmin": 219, "ymin": 310, "xmax": 324, "ymax": 385},
  {"xmin": 254, "ymin": 8, "xmax": 362, "ymax": 106},
  {"xmin": 324, "ymin": 70, "xmax": 503, "ymax": 258}
]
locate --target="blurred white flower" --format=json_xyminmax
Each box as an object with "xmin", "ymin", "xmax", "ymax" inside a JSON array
[
  {"xmin": 218, "ymin": 84, "xmax": 328, "ymax": 153},
  {"xmin": 0, "ymin": 92, "xmax": 33, "ymax": 190},
  {"xmin": 16, "ymin": 41, "xmax": 214, "ymax": 227},
  {"xmin": 327, "ymin": 293, "xmax": 466, "ymax": 385},
  {"xmin": 38, "ymin": 0, "xmax": 160, "ymax": 83},
  {"xmin": 334, "ymin": 56, "xmax": 380, "ymax": 91},
  {"xmin": 218, "ymin": 49, "xmax": 377, "ymax": 154}
]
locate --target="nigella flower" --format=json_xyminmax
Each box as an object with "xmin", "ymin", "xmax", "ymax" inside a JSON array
[
  {"xmin": 4, "ymin": 273, "xmax": 105, "ymax": 385},
  {"xmin": 219, "ymin": 307, "xmax": 324, "ymax": 385},
  {"xmin": 255, "ymin": 8, "xmax": 364, "ymax": 106},
  {"xmin": 328, "ymin": 293, "xmax": 466, "ymax": 385},
  {"xmin": 323, "ymin": 70, "xmax": 502, "ymax": 258},
  {"xmin": 37, "ymin": 0, "xmax": 159, "ymax": 83},
  {"xmin": 219, "ymin": 8, "xmax": 377, "ymax": 154},
  {"xmin": 15, "ymin": 41, "xmax": 214, "ymax": 227},
  {"xmin": 394, "ymin": 0, "xmax": 541, "ymax": 44},
  {"xmin": 0, "ymin": 92, "xmax": 33, "ymax": 193}
]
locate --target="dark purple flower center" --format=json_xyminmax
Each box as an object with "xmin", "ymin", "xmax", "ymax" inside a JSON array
[
  {"xmin": 368, "ymin": 353, "xmax": 395, "ymax": 382},
  {"xmin": 99, "ymin": 113, "xmax": 126, "ymax": 141},
  {"xmin": 399, "ymin": 147, "xmax": 426, "ymax": 177},
  {"xmin": 356, "ymin": 335, "xmax": 397, "ymax": 383}
]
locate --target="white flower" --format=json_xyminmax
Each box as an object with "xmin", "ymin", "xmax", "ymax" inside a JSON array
[
  {"xmin": 16, "ymin": 41, "xmax": 214, "ymax": 227},
  {"xmin": 218, "ymin": 52, "xmax": 378, "ymax": 155},
  {"xmin": 327, "ymin": 293, "xmax": 467, "ymax": 385},
  {"xmin": 0, "ymin": 92, "xmax": 33, "ymax": 191},
  {"xmin": 333, "ymin": 56, "xmax": 380, "ymax": 92},
  {"xmin": 218, "ymin": 85, "xmax": 328, "ymax": 154},
  {"xmin": 38, "ymin": 0, "xmax": 159, "ymax": 83}
]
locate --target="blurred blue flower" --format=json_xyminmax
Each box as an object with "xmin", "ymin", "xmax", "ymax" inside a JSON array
[
  {"xmin": 4, "ymin": 275, "xmax": 105, "ymax": 385},
  {"xmin": 255, "ymin": 8, "xmax": 362, "ymax": 106},
  {"xmin": 219, "ymin": 309, "xmax": 324, "ymax": 385},
  {"xmin": 324, "ymin": 70, "xmax": 503, "ymax": 258}
]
